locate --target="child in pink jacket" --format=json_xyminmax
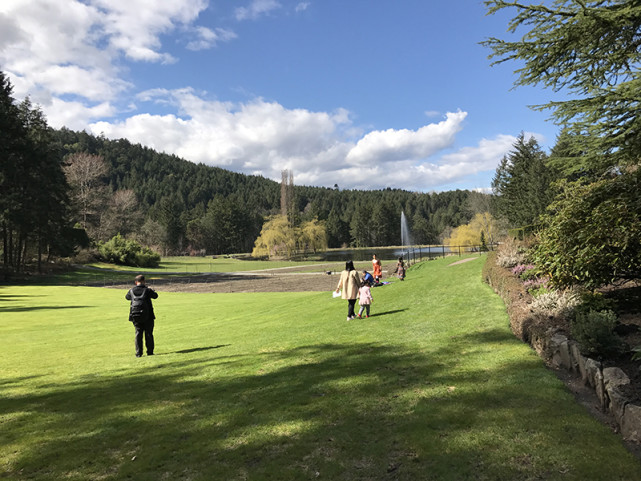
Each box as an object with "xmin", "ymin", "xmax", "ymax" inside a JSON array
[{"xmin": 357, "ymin": 280, "xmax": 373, "ymax": 318}]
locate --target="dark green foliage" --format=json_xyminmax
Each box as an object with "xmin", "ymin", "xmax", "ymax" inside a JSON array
[
  {"xmin": 532, "ymin": 171, "xmax": 641, "ymax": 288},
  {"xmin": 484, "ymin": 0, "xmax": 641, "ymax": 174},
  {"xmin": 485, "ymin": 3, "xmax": 641, "ymax": 291},
  {"xmin": 492, "ymin": 133, "xmax": 556, "ymax": 227},
  {"xmin": 571, "ymin": 309, "xmax": 623, "ymax": 358},
  {"xmin": 412, "ymin": 211, "xmax": 439, "ymax": 245},
  {"xmin": 0, "ymin": 73, "xmax": 72, "ymax": 275},
  {"xmin": 576, "ymin": 291, "xmax": 617, "ymax": 315},
  {"xmin": 186, "ymin": 196, "xmax": 256, "ymax": 254},
  {"xmin": 98, "ymin": 234, "xmax": 160, "ymax": 268}
]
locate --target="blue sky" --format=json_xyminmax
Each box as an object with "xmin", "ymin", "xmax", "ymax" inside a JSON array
[{"xmin": 0, "ymin": 0, "xmax": 563, "ymax": 192}]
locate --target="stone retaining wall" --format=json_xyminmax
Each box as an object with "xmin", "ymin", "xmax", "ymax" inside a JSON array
[
  {"xmin": 545, "ymin": 333, "xmax": 641, "ymax": 441},
  {"xmin": 482, "ymin": 252, "xmax": 641, "ymax": 442}
]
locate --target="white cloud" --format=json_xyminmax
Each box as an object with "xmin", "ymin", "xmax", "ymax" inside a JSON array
[
  {"xmin": 346, "ymin": 111, "xmax": 467, "ymax": 165},
  {"xmin": 0, "ymin": 0, "xmax": 211, "ymax": 105},
  {"xmin": 439, "ymin": 134, "xmax": 516, "ymax": 171},
  {"xmin": 47, "ymin": 98, "xmax": 117, "ymax": 130},
  {"xmin": 186, "ymin": 26, "xmax": 237, "ymax": 50},
  {"xmin": 235, "ymin": 0, "xmax": 282, "ymax": 21},
  {"xmin": 92, "ymin": 0, "xmax": 208, "ymax": 62},
  {"xmin": 87, "ymin": 89, "xmax": 513, "ymax": 191},
  {"xmin": 295, "ymin": 2, "xmax": 311, "ymax": 12},
  {"xmin": 0, "ymin": 1, "xmax": 519, "ymax": 192}
]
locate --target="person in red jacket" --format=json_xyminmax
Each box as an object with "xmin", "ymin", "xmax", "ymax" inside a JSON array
[{"xmin": 372, "ymin": 254, "xmax": 383, "ymax": 282}]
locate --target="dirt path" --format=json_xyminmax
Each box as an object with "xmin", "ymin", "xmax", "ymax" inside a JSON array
[
  {"xmin": 105, "ymin": 262, "xmax": 399, "ymax": 294},
  {"xmin": 447, "ymin": 257, "xmax": 479, "ymax": 267}
]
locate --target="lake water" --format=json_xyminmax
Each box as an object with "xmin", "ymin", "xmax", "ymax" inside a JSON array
[{"xmin": 292, "ymin": 246, "xmax": 458, "ymax": 262}]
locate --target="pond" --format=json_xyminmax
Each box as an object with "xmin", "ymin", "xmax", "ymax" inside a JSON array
[{"xmin": 291, "ymin": 245, "xmax": 463, "ymax": 262}]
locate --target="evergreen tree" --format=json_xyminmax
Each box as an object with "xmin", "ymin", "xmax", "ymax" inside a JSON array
[
  {"xmin": 484, "ymin": 0, "xmax": 641, "ymax": 173},
  {"xmin": 325, "ymin": 207, "xmax": 349, "ymax": 248},
  {"xmin": 0, "ymin": 80, "xmax": 70, "ymax": 274},
  {"xmin": 0, "ymin": 72, "xmax": 26, "ymax": 274},
  {"xmin": 350, "ymin": 203, "xmax": 371, "ymax": 247},
  {"xmin": 370, "ymin": 201, "xmax": 397, "ymax": 246},
  {"xmin": 492, "ymin": 133, "xmax": 555, "ymax": 227}
]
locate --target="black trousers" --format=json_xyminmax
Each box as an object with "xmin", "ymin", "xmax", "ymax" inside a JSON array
[
  {"xmin": 133, "ymin": 320, "xmax": 155, "ymax": 356},
  {"xmin": 347, "ymin": 299, "xmax": 357, "ymax": 318}
]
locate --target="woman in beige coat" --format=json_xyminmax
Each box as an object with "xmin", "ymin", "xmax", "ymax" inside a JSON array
[{"xmin": 335, "ymin": 260, "xmax": 362, "ymax": 321}]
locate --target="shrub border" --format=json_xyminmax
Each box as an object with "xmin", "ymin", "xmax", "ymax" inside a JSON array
[{"xmin": 483, "ymin": 252, "xmax": 641, "ymax": 441}]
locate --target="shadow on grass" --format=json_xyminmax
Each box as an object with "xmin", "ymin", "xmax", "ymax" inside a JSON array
[
  {"xmin": 1, "ymin": 332, "xmax": 639, "ymax": 480},
  {"xmin": 0, "ymin": 294, "xmax": 46, "ymax": 300},
  {"xmin": 0, "ymin": 305, "xmax": 92, "ymax": 313},
  {"xmin": 0, "ymin": 374, "xmax": 44, "ymax": 387},
  {"xmin": 369, "ymin": 309, "xmax": 407, "ymax": 317},
  {"xmin": 169, "ymin": 345, "xmax": 231, "ymax": 354}
]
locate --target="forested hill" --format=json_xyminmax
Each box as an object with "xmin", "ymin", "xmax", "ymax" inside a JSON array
[{"xmin": 53, "ymin": 128, "xmax": 482, "ymax": 253}]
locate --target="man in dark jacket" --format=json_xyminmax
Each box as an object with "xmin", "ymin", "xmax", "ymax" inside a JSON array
[{"xmin": 125, "ymin": 274, "xmax": 159, "ymax": 357}]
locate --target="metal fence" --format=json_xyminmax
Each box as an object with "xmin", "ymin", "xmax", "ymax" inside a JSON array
[{"xmin": 400, "ymin": 243, "xmax": 497, "ymax": 266}]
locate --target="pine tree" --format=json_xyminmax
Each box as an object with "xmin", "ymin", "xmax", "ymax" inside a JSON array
[
  {"xmin": 491, "ymin": 133, "xmax": 555, "ymax": 227},
  {"xmin": 484, "ymin": 0, "xmax": 641, "ymax": 172}
]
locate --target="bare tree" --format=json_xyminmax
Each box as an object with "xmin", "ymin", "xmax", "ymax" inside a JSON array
[
  {"xmin": 63, "ymin": 152, "xmax": 109, "ymax": 232},
  {"xmin": 101, "ymin": 189, "xmax": 142, "ymax": 239},
  {"xmin": 280, "ymin": 169, "xmax": 295, "ymax": 222}
]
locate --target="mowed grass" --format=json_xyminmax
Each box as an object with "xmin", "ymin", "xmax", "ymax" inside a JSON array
[{"xmin": 1, "ymin": 256, "xmax": 640, "ymax": 480}]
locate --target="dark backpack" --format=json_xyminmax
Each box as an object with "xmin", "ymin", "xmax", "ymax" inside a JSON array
[{"xmin": 129, "ymin": 289, "xmax": 147, "ymax": 320}]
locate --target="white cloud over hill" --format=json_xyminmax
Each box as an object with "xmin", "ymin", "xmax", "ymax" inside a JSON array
[{"xmin": 0, "ymin": 0, "xmax": 522, "ymax": 191}]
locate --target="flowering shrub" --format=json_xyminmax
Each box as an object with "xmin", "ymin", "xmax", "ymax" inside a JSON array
[
  {"xmin": 520, "ymin": 268, "xmax": 539, "ymax": 281},
  {"xmin": 496, "ymin": 238, "xmax": 527, "ymax": 268},
  {"xmin": 511, "ymin": 264, "xmax": 534, "ymax": 276},
  {"xmin": 528, "ymin": 286, "xmax": 550, "ymax": 298},
  {"xmin": 530, "ymin": 289, "xmax": 580, "ymax": 319},
  {"xmin": 523, "ymin": 276, "xmax": 548, "ymax": 293}
]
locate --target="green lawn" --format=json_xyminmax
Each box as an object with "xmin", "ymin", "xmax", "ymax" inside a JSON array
[{"xmin": 1, "ymin": 256, "xmax": 639, "ymax": 480}]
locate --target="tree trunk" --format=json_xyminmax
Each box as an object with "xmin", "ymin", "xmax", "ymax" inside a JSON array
[{"xmin": 37, "ymin": 233, "xmax": 42, "ymax": 274}]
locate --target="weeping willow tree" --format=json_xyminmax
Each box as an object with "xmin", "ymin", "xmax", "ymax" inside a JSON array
[
  {"xmin": 298, "ymin": 218, "xmax": 328, "ymax": 254},
  {"xmin": 252, "ymin": 215, "xmax": 327, "ymax": 259}
]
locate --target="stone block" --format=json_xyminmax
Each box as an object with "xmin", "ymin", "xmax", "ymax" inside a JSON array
[
  {"xmin": 607, "ymin": 386, "xmax": 629, "ymax": 425},
  {"xmin": 594, "ymin": 369, "xmax": 607, "ymax": 411},
  {"xmin": 570, "ymin": 343, "xmax": 585, "ymax": 377},
  {"xmin": 622, "ymin": 404, "xmax": 641, "ymax": 442},
  {"xmin": 584, "ymin": 358, "xmax": 601, "ymax": 389},
  {"xmin": 603, "ymin": 367, "xmax": 630, "ymax": 389},
  {"xmin": 558, "ymin": 340, "xmax": 572, "ymax": 370}
]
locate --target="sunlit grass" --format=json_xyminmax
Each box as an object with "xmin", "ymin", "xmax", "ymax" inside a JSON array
[{"xmin": 1, "ymin": 256, "xmax": 639, "ymax": 480}]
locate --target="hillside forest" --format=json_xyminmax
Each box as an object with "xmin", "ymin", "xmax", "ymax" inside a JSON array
[{"xmin": 1, "ymin": 70, "xmax": 495, "ymax": 275}]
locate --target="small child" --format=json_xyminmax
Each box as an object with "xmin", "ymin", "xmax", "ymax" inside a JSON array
[
  {"xmin": 395, "ymin": 257, "xmax": 406, "ymax": 281},
  {"xmin": 357, "ymin": 280, "xmax": 373, "ymax": 318}
]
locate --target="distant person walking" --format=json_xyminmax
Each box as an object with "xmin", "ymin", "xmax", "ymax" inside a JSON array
[
  {"xmin": 357, "ymin": 280, "xmax": 373, "ymax": 318},
  {"xmin": 372, "ymin": 254, "xmax": 383, "ymax": 282},
  {"xmin": 336, "ymin": 260, "xmax": 362, "ymax": 321},
  {"xmin": 125, "ymin": 274, "xmax": 159, "ymax": 357},
  {"xmin": 394, "ymin": 257, "xmax": 406, "ymax": 281}
]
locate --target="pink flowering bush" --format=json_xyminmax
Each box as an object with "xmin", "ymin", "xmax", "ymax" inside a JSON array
[
  {"xmin": 511, "ymin": 264, "xmax": 535, "ymax": 277},
  {"xmin": 523, "ymin": 277, "xmax": 549, "ymax": 294}
]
